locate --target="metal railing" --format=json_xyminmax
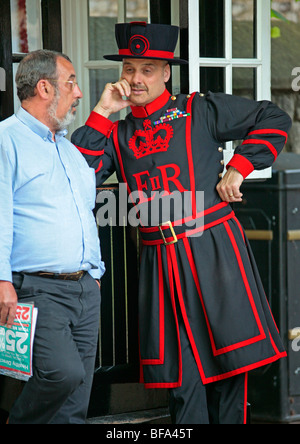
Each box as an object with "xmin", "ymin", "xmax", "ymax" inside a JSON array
[{"xmin": 94, "ymin": 188, "xmax": 141, "ymax": 382}]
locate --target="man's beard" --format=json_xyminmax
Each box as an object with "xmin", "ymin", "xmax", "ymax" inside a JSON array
[{"xmin": 48, "ymin": 92, "xmax": 79, "ymax": 132}]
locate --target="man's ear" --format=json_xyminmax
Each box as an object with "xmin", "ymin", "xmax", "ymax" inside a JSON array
[
  {"xmin": 36, "ymin": 79, "xmax": 52, "ymax": 100},
  {"xmin": 164, "ymin": 64, "xmax": 171, "ymax": 84}
]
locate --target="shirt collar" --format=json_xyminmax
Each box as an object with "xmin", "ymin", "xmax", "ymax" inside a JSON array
[
  {"xmin": 16, "ymin": 107, "xmax": 68, "ymax": 142},
  {"xmin": 130, "ymin": 89, "xmax": 172, "ymax": 118}
]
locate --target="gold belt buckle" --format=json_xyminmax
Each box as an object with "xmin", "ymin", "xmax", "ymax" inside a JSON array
[{"xmin": 158, "ymin": 221, "xmax": 178, "ymax": 246}]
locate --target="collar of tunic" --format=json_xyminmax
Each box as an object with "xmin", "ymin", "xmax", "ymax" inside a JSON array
[{"xmin": 130, "ymin": 89, "xmax": 171, "ymax": 118}]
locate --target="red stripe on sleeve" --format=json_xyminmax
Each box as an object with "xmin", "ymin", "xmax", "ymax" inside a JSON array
[
  {"xmin": 95, "ymin": 160, "xmax": 103, "ymax": 173},
  {"xmin": 76, "ymin": 145, "xmax": 105, "ymax": 157},
  {"xmin": 248, "ymin": 129, "xmax": 288, "ymax": 144},
  {"xmin": 86, "ymin": 112, "xmax": 115, "ymax": 138},
  {"xmin": 242, "ymin": 139, "xmax": 278, "ymax": 160},
  {"xmin": 227, "ymin": 154, "xmax": 255, "ymax": 179}
]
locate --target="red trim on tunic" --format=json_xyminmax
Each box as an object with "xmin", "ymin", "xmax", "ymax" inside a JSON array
[
  {"xmin": 75, "ymin": 146, "xmax": 104, "ymax": 173},
  {"xmin": 248, "ymin": 129, "xmax": 288, "ymax": 144},
  {"xmin": 113, "ymin": 123, "xmax": 145, "ymax": 227},
  {"xmin": 166, "ymin": 245, "xmax": 183, "ymax": 389},
  {"xmin": 203, "ymin": 351, "xmax": 286, "ymax": 385},
  {"xmin": 95, "ymin": 160, "xmax": 103, "ymax": 174},
  {"xmin": 233, "ymin": 216, "xmax": 246, "ymax": 243},
  {"xmin": 185, "ymin": 93, "xmax": 197, "ymax": 218},
  {"xmin": 224, "ymin": 221, "xmax": 266, "ymax": 348},
  {"xmin": 243, "ymin": 373, "xmax": 249, "ymax": 425},
  {"xmin": 233, "ymin": 215, "xmax": 280, "ymax": 336},
  {"xmin": 86, "ymin": 112, "xmax": 115, "ymax": 138},
  {"xmin": 242, "ymin": 138, "xmax": 278, "ymax": 160},
  {"xmin": 139, "ymin": 202, "xmax": 229, "ymax": 233},
  {"xmin": 142, "ymin": 233, "xmax": 287, "ymax": 388},
  {"xmin": 141, "ymin": 245, "xmax": 165, "ymax": 365},
  {"xmin": 227, "ymin": 154, "xmax": 255, "ymax": 179},
  {"xmin": 76, "ymin": 146, "xmax": 105, "ymax": 157},
  {"xmin": 183, "ymin": 232, "xmax": 266, "ymax": 357},
  {"xmin": 130, "ymin": 89, "xmax": 171, "ymax": 118},
  {"xmin": 140, "ymin": 203, "xmax": 235, "ymax": 246},
  {"xmin": 144, "ymin": 247, "xmax": 182, "ymax": 389},
  {"xmin": 171, "ymin": 241, "xmax": 207, "ymax": 383},
  {"xmin": 113, "ymin": 122, "xmax": 132, "ymax": 196}
]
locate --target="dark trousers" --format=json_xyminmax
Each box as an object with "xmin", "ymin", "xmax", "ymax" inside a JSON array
[
  {"xmin": 169, "ymin": 318, "xmax": 248, "ymax": 424},
  {"xmin": 9, "ymin": 272, "xmax": 100, "ymax": 424}
]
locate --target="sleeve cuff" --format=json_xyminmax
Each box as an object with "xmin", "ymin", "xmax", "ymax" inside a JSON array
[
  {"xmin": 227, "ymin": 154, "xmax": 255, "ymax": 179},
  {"xmin": 0, "ymin": 263, "xmax": 12, "ymax": 283},
  {"xmin": 86, "ymin": 112, "xmax": 114, "ymax": 138}
]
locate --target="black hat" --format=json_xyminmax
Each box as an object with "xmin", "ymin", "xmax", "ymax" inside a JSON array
[{"xmin": 104, "ymin": 22, "xmax": 188, "ymax": 65}]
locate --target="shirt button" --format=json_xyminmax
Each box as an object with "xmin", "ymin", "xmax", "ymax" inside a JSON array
[{"xmin": 218, "ymin": 147, "xmax": 223, "ymax": 153}]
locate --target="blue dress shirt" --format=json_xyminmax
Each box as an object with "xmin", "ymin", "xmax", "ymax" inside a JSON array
[{"xmin": 0, "ymin": 107, "xmax": 105, "ymax": 282}]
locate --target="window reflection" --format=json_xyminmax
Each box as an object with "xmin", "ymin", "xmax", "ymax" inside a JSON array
[
  {"xmin": 232, "ymin": 0, "xmax": 256, "ymax": 58},
  {"xmin": 10, "ymin": 0, "xmax": 42, "ymax": 53},
  {"xmin": 89, "ymin": 68, "xmax": 120, "ymax": 118},
  {"xmin": 233, "ymin": 67, "xmax": 256, "ymax": 99},
  {"xmin": 88, "ymin": 0, "xmax": 119, "ymax": 61},
  {"xmin": 88, "ymin": 0, "xmax": 149, "ymax": 60},
  {"xmin": 88, "ymin": 0, "xmax": 149, "ymax": 118},
  {"xmin": 200, "ymin": 67, "xmax": 225, "ymax": 93},
  {"xmin": 199, "ymin": 0, "xmax": 225, "ymax": 58}
]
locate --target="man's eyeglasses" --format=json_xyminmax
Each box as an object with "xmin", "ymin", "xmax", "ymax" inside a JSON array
[{"xmin": 46, "ymin": 79, "xmax": 80, "ymax": 90}]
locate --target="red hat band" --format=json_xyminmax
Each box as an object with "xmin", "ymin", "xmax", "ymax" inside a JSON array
[{"xmin": 119, "ymin": 34, "xmax": 175, "ymax": 60}]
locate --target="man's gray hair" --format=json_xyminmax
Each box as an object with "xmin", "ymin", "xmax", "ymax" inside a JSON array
[{"xmin": 16, "ymin": 49, "xmax": 71, "ymax": 102}]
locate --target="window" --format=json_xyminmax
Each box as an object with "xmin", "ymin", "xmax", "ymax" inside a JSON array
[
  {"xmin": 188, "ymin": 0, "xmax": 272, "ymax": 179},
  {"xmin": 87, "ymin": 0, "xmax": 149, "ymax": 114},
  {"xmin": 0, "ymin": 0, "xmax": 62, "ymax": 121},
  {"xmin": 10, "ymin": 0, "xmax": 42, "ymax": 54},
  {"xmin": 62, "ymin": 0, "xmax": 272, "ymax": 179},
  {"xmin": 10, "ymin": 0, "xmax": 43, "ymax": 112},
  {"xmin": 61, "ymin": 0, "xmax": 149, "ymax": 137}
]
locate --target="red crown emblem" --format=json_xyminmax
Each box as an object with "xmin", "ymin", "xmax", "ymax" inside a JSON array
[{"xmin": 129, "ymin": 119, "xmax": 174, "ymax": 159}]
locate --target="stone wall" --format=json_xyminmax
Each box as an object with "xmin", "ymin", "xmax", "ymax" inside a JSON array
[
  {"xmin": 273, "ymin": 93, "xmax": 300, "ymax": 153},
  {"xmin": 270, "ymin": 19, "xmax": 300, "ymax": 153},
  {"xmin": 233, "ymin": 0, "xmax": 300, "ymax": 23},
  {"xmin": 233, "ymin": 0, "xmax": 300, "ymax": 153},
  {"xmin": 272, "ymin": 0, "xmax": 300, "ymax": 22}
]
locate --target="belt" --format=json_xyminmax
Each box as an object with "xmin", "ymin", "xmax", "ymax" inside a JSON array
[
  {"xmin": 139, "ymin": 202, "xmax": 235, "ymax": 246},
  {"xmin": 25, "ymin": 271, "xmax": 86, "ymax": 281}
]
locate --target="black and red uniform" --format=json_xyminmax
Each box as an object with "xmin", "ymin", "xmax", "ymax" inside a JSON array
[{"xmin": 72, "ymin": 88, "xmax": 291, "ymax": 423}]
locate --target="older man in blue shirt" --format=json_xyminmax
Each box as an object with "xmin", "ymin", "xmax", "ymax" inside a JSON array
[{"xmin": 0, "ymin": 50, "xmax": 104, "ymax": 424}]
